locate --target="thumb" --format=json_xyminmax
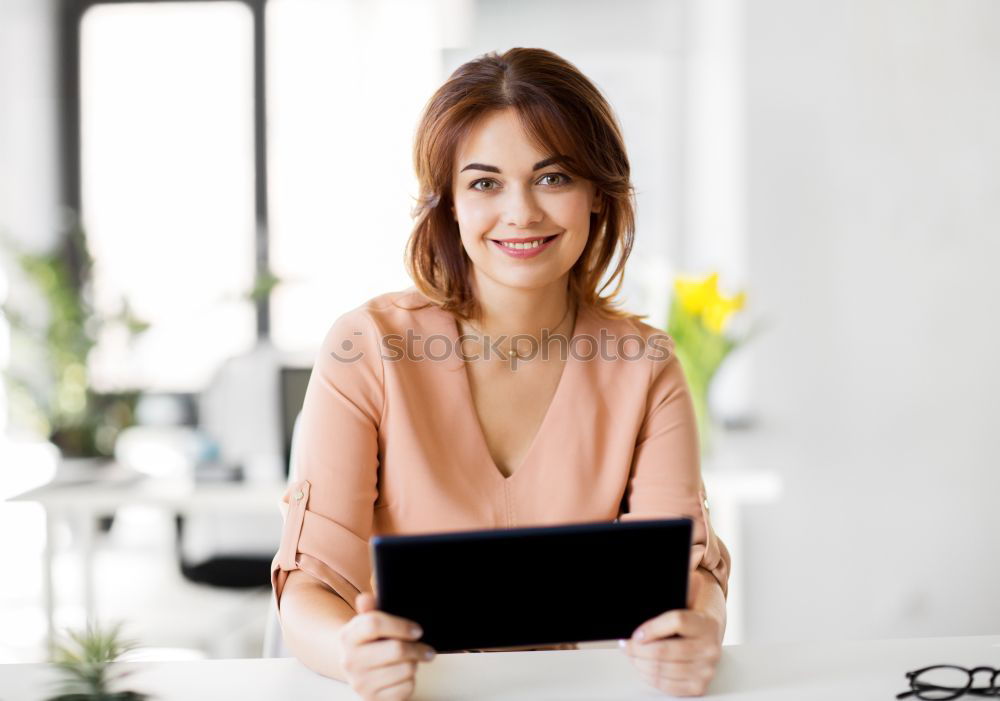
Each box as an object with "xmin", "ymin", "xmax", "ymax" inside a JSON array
[
  {"xmin": 686, "ymin": 568, "xmax": 703, "ymax": 610},
  {"xmin": 355, "ymin": 591, "xmax": 377, "ymax": 614}
]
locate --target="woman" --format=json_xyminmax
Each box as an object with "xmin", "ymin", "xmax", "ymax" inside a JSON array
[{"xmin": 272, "ymin": 47, "xmax": 731, "ymax": 700}]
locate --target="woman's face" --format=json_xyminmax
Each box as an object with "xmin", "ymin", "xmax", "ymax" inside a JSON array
[{"xmin": 450, "ymin": 108, "xmax": 601, "ymax": 294}]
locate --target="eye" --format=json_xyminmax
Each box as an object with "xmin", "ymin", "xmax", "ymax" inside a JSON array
[
  {"xmin": 469, "ymin": 178, "xmax": 499, "ymax": 192},
  {"xmin": 538, "ymin": 172, "xmax": 572, "ymax": 187},
  {"xmin": 468, "ymin": 172, "xmax": 573, "ymax": 192}
]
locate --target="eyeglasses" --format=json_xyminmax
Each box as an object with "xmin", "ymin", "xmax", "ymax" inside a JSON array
[{"xmin": 897, "ymin": 665, "xmax": 1000, "ymax": 699}]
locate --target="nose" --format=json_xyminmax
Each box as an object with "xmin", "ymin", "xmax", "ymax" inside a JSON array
[{"xmin": 502, "ymin": 185, "xmax": 544, "ymax": 228}]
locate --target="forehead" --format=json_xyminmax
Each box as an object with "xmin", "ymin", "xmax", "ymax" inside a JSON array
[{"xmin": 454, "ymin": 109, "xmax": 551, "ymax": 169}]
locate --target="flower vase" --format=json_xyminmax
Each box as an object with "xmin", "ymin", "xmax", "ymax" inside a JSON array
[{"xmin": 672, "ymin": 344, "xmax": 715, "ymax": 459}]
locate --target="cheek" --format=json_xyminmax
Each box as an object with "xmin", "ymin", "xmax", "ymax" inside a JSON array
[
  {"xmin": 565, "ymin": 193, "xmax": 597, "ymax": 223},
  {"xmin": 536, "ymin": 194, "xmax": 592, "ymax": 234},
  {"xmin": 453, "ymin": 212, "xmax": 492, "ymax": 259},
  {"xmin": 559, "ymin": 196, "xmax": 595, "ymax": 241},
  {"xmin": 454, "ymin": 198, "xmax": 493, "ymax": 232}
]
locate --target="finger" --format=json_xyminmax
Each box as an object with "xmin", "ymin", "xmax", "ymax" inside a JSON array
[
  {"xmin": 642, "ymin": 673, "xmax": 708, "ymax": 698},
  {"xmin": 354, "ymin": 589, "xmax": 423, "ymax": 640},
  {"xmin": 347, "ymin": 609, "xmax": 425, "ymax": 648},
  {"xmin": 630, "ymin": 656, "xmax": 714, "ymax": 683},
  {"xmin": 635, "ymin": 661, "xmax": 715, "ymax": 695},
  {"xmin": 372, "ymin": 677, "xmax": 415, "ymax": 701},
  {"xmin": 357, "ymin": 639, "xmax": 434, "ymax": 671},
  {"xmin": 632, "ymin": 609, "xmax": 710, "ymax": 642},
  {"xmin": 622, "ymin": 637, "xmax": 710, "ymax": 663},
  {"xmin": 366, "ymin": 658, "xmax": 415, "ymax": 682},
  {"xmin": 360, "ymin": 661, "xmax": 416, "ymax": 699},
  {"xmin": 356, "ymin": 591, "xmax": 377, "ymax": 614}
]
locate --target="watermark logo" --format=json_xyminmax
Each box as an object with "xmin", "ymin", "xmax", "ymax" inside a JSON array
[
  {"xmin": 329, "ymin": 331, "xmax": 366, "ymax": 363},
  {"xmin": 330, "ymin": 329, "xmax": 673, "ymax": 369}
]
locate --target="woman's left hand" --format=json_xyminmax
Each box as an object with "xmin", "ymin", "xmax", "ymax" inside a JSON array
[{"xmin": 618, "ymin": 569, "xmax": 723, "ymax": 697}]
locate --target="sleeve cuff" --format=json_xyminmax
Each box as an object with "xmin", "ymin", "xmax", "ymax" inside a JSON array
[{"xmin": 271, "ymin": 479, "xmax": 373, "ymax": 613}]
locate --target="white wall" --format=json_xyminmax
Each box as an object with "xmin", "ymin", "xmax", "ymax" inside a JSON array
[
  {"xmin": 0, "ymin": 0, "xmax": 60, "ymax": 253},
  {"xmin": 0, "ymin": 0, "xmax": 61, "ymax": 436},
  {"xmin": 453, "ymin": 0, "xmax": 688, "ymax": 324},
  {"xmin": 742, "ymin": 0, "xmax": 1000, "ymax": 642}
]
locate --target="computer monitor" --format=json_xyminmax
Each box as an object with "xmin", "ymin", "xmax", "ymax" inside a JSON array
[{"xmin": 279, "ymin": 366, "xmax": 312, "ymax": 477}]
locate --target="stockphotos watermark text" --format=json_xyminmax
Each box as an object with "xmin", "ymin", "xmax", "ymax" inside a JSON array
[{"xmin": 329, "ymin": 328, "xmax": 673, "ymax": 367}]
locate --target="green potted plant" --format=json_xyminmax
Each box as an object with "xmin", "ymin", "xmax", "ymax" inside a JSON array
[
  {"xmin": 0, "ymin": 215, "xmax": 147, "ymax": 460},
  {"xmin": 45, "ymin": 622, "xmax": 150, "ymax": 701}
]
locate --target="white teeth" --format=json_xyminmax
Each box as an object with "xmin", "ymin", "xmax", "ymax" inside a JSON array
[{"xmin": 499, "ymin": 239, "xmax": 544, "ymax": 250}]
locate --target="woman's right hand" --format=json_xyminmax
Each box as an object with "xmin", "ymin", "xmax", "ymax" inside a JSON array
[{"xmin": 336, "ymin": 591, "xmax": 437, "ymax": 701}]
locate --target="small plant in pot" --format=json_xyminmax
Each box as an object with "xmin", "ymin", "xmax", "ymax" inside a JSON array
[{"xmin": 45, "ymin": 622, "xmax": 150, "ymax": 701}]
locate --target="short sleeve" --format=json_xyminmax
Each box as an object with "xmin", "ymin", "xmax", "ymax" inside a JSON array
[
  {"xmin": 270, "ymin": 307, "xmax": 384, "ymax": 615},
  {"xmin": 619, "ymin": 336, "xmax": 732, "ymax": 600}
]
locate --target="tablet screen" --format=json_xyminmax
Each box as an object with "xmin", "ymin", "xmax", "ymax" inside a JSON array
[{"xmin": 371, "ymin": 518, "xmax": 692, "ymax": 653}]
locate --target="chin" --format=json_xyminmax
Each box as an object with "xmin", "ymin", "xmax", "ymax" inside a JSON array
[{"xmin": 482, "ymin": 264, "xmax": 575, "ymax": 292}]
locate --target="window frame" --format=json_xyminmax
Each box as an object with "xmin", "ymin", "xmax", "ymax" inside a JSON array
[{"xmin": 58, "ymin": 0, "xmax": 272, "ymax": 339}]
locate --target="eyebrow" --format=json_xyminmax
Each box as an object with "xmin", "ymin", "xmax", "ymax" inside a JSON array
[{"xmin": 460, "ymin": 155, "xmax": 566, "ymax": 174}]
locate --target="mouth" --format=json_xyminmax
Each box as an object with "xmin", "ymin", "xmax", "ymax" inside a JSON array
[{"xmin": 488, "ymin": 233, "xmax": 561, "ymax": 256}]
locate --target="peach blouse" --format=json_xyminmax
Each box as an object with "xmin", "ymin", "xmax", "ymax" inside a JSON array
[{"xmin": 271, "ymin": 287, "xmax": 731, "ymax": 632}]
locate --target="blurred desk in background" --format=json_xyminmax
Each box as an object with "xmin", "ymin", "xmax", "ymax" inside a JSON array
[
  {"xmin": 702, "ymin": 427, "xmax": 784, "ymax": 645},
  {"xmin": 9, "ymin": 462, "xmax": 284, "ymax": 650},
  {"xmin": 12, "ymin": 441, "xmax": 783, "ymax": 652},
  {"xmin": 2, "ymin": 634, "xmax": 997, "ymax": 699}
]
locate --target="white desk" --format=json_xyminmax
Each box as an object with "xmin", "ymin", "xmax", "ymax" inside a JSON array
[
  {"xmin": 12, "ymin": 453, "xmax": 780, "ymax": 652},
  {"xmin": 9, "ymin": 464, "xmax": 284, "ymax": 650},
  {"xmin": 2, "ymin": 634, "xmax": 997, "ymax": 699}
]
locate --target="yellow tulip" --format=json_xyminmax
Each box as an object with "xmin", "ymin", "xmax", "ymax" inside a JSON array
[
  {"xmin": 673, "ymin": 272, "xmax": 746, "ymax": 334},
  {"xmin": 702, "ymin": 290, "xmax": 746, "ymax": 333},
  {"xmin": 674, "ymin": 272, "xmax": 719, "ymax": 316}
]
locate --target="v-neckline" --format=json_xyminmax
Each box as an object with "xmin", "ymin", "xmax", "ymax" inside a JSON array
[{"xmin": 448, "ymin": 303, "xmax": 587, "ymax": 486}]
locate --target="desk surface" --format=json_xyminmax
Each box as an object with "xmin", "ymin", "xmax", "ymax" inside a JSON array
[
  {"xmin": 9, "ymin": 460, "xmax": 777, "ymax": 517},
  {"xmin": 10, "ymin": 468, "xmax": 285, "ymax": 515},
  {"xmin": 2, "ymin": 634, "xmax": 997, "ymax": 700}
]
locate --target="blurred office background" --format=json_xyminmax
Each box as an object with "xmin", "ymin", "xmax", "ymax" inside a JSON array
[{"xmin": 2, "ymin": 0, "xmax": 998, "ymax": 664}]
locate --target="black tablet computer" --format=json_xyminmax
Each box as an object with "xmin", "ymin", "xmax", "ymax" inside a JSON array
[{"xmin": 370, "ymin": 518, "xmax": 692, "ymax": 653}]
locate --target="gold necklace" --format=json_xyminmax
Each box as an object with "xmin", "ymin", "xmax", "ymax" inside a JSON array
[{"xmin": 463, "ymin": 298, "xmax": 576, "ymax": 361}]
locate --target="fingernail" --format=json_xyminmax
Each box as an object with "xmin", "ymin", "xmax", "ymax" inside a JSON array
[
  {"xmin": 618, "ymin": 639, "xmax": 626, "ymax": 648},
  {"xmin": 423, "ymin": 649, "xmax": 435, "ymax": 661},
  {"xmin": 411, "ymin": 626, "xmax": 423, "ymax": 638},
  {"xmin": 635, "ymin": 629, "xmax": 646, "ymax": 641}
]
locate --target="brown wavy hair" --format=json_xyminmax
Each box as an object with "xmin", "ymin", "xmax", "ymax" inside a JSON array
[{"xmin": 402, "ymin": 47, "xmax": 645, "ymax": 323}]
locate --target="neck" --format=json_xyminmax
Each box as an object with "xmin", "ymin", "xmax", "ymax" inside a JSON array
[{"xmin": 467, "ymin": 271, "xmax": 574, "ymax": 339}]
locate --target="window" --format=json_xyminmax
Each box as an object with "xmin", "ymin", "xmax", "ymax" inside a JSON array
[
  {"xmin": 78, "ymin": 1, "xmax": 257, "ymax": 391},
  {"xmin": 265, "ymin": 0, "xmax": 444, "ymax": 352},
  {"xmin": 72, "ymin": 0, "xmax": 454, "ymax": 380}
]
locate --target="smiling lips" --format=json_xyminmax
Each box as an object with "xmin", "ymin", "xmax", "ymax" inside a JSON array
[{"xmin": 489, "ymin": 233, "xmax": 561, "ymax": 258}]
